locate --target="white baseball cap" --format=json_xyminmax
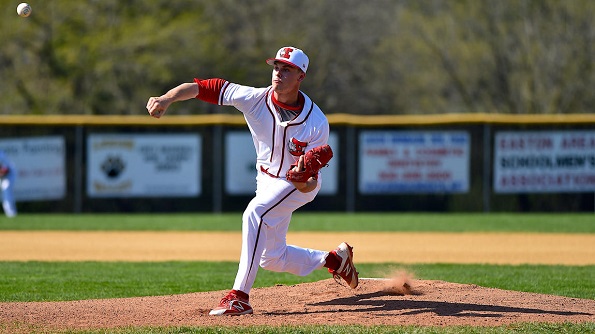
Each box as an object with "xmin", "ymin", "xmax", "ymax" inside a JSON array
[{"xmin": 266, "ymin": 46, "xmax": 309, "ymax": 73}]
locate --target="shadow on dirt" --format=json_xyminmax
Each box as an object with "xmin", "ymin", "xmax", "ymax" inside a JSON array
[{"xmin": 265, "ymin": 291, "xmax": 593, "ymax": 317}]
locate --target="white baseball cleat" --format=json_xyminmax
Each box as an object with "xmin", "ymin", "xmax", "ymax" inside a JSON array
[
  {"xmin": 209, "ymin": 290, "xmax": 253, "ymax": 316},
  {"xmin": 328, "ymin": 242, "xmax": 359, "ymax": 289}
]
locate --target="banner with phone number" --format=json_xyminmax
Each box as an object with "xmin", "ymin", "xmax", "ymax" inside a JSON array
[{"xmin": 359, "ymin": 131, "xmax": 470, "ymax": 194}]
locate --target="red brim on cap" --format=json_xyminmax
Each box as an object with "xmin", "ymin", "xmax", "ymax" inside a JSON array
[{"xmin": 266, "ymin": 58, "xmax": 300, "ymax": 69}]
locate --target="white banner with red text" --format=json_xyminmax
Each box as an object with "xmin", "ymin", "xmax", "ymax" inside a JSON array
[{"xmin": 359, "ymin": 131, "xmax": 470, "ymax": 194}]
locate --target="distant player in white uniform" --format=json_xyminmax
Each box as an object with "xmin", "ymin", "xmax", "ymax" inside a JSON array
[
  {"xmin": 147, "ymin": 46, "xmax": 358, "ymax": 315},
  {"xmin": 0, "ymin": 150, "xmax": 17, "ymax": 218}
]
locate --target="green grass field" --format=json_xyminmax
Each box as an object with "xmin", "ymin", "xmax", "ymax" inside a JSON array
[
  {"xmin": 1, "ymin": 212, "xmax": 594, "ymax": 232},
  {"xmin": 0, "ymin": 213, "xmax": 593, "ymax": 333},
  {"xmin": 1, "ymin": 262, "xmax": 593, "ymax": 302}
]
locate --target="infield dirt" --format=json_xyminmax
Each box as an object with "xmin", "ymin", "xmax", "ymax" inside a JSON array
[
  {"xmin": 0, "ymin": 231, "xmax": 593, "ymax": 332},
  {"xmin": 1, "ymin": 231, "xmax": 593, "ymax": 264}
]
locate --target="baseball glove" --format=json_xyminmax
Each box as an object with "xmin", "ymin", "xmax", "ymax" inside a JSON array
[{"xmin": 286, "ymin": 144, "xmax": 333, "ymax": 183}]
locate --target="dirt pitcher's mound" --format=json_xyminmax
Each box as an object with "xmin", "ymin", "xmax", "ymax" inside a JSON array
[{"xmin": 1, "ymin": 279, "xmax": 594, "ymax": 332}]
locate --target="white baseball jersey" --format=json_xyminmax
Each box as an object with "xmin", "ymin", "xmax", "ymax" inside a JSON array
[
  {"xmin": 194, "ymin": 78, "xmax": 331, "ymax": 294},
  {"xmin": 219, "ymin": 82, "xmax": 329, "ymax": 178}
]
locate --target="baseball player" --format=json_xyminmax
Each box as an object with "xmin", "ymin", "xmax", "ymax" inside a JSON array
[
  {"xmin": 146, "ymin": 46, "xmax": 358, "ymax": 315},
  {"xmin": 0, "ymin": 150, "xmax": 17, "ymax": 218}
]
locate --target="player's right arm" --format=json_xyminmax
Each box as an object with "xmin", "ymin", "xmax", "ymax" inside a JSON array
[
  {"xmin": 147, "ymin": 78, "xmax": 232, "ymax": 118},
  {"xmin": 146, "ymin": 82, "xmax": 199, "ymax": 118},
  {"xmin": 147, "ymin": 78, "xmax": 265, "ymax": 119}
]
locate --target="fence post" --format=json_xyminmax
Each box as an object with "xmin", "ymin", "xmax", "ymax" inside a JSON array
[
  {"xmin": 345, "ymin": 126, "xmax": 356, "ymax": 212},
  {"xmin": 212, "ymin": 125, "xmax": 223, "ymax": 213},
  {"xmin": 482, "ymin": 124, "xmax": 491, "ymax": 213},
  {"xmin": 74, "ymin": 125, "xmax": 83, "ymax": 213}
]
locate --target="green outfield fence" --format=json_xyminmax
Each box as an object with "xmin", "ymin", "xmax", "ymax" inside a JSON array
[{"xmin": 1, "ymin": 113, "xmax": 594, "ymax": 213}]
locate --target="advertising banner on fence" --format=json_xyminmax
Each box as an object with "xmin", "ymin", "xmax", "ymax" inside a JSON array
[
  {"xmin": 225, "ymin": 132, "xmax": 257, "ymax": 194},
  {"xmin": 225, "ymin": 132, "xmax": 339, "ymax": 195},
  {"xmin": 87, "ymin": 134, "xmax": 201, "ymax": 197},
  {"xmin": 494, "ymin": 131, "xmax": 595, "ymax": 193},
  {"xmin": 359, "ymin": 131, "xmax": 470, "ymax": 194},
  {"xmin": 0, "ymin": 136, "xmax": 65, "ymax": 201}
]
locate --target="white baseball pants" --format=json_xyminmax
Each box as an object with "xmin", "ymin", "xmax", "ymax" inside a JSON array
[{"xmin": 232, "ymin": 171, "xmax": 328, "ymax": 294}]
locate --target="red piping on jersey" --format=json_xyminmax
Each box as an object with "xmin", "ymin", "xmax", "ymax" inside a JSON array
[
  {"xmin": 265, "ymin": 92, "xmax": 313, "ymax": 178},
  {"xmin": 281, "ymin": 102, "xmax": 314, "ymax": 174},
  {"xmin": 262, "ymin": 97, "xmax": 314, "ymax": 178},
  {"xmin": 267, "ymin": 89, "xmax": 276, "ymax": 161},
  {"xmin": 264, "ymin": 90, "xmax": 277, "ymax": 168},
  {"xmin": 219, "ymin": 81, "xmax": 230, "ymax": 105},
  {"xmin": 266, "ymin": 91, "xmax": 304, "ymax": 173},
  {"xmin": 260, "ymin": 165, "xmax": 278, "ymax": 178},
  {"xmin": 271, "ymin": 92, "xmax": 305, "ymax": 112}
]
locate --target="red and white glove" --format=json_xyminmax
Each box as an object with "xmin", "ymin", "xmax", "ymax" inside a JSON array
[{"xmin": 286, "ymin": 144, "xmax": 333, "ymax": 183}]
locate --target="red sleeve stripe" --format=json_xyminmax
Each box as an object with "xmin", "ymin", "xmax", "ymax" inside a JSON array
[{"xmin": 193, "ymin": 78, "xmax": 227, "ymax": 105}]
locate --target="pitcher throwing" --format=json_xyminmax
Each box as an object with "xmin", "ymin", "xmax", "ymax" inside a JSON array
[{"xmin": 146, "ymin": 46, "xmax": 358, "ymax": 315}]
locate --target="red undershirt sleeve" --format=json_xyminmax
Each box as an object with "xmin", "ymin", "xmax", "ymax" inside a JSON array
[{"xmin": 193, "ymin": 78, "xmax": 227, "ymax": 105}]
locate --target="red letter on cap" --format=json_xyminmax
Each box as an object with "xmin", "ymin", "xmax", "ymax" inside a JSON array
[{"xmin": 281, "ymin": 47, "xmax": 294, "ymax": 59}]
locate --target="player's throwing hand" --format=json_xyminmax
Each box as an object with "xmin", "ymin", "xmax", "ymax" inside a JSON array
[
  {"xmin": 147, "ymin": 82, "xmax": 200, "ymax": 118},
  {"xmin": 146, "ymin": 96, "xmax": 171, "ymax": 118}
]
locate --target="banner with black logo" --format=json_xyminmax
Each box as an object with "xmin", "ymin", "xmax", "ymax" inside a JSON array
[{"xmin": 87, "ymin": 134, "xmax": 201, "ymax": 197}]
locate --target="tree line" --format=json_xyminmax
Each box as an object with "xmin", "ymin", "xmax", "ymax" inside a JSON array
[{"xmin": 1, "ymin": 0, "xmax": 593, "ymax": 116}]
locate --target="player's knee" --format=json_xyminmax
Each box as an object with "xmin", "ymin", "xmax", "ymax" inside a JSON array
[{"xmin": 259, "ymin": 255, "xmax": 285, "ymax": 272}]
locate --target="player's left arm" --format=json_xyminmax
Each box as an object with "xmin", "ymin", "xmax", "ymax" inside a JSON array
[
  {"xmin": 289, "ymin": 155, "xmax": 318, "ymax": 193},
  {"xmin": 289, "ymin": 117, "xmax": 330, "ymax": 193}
]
